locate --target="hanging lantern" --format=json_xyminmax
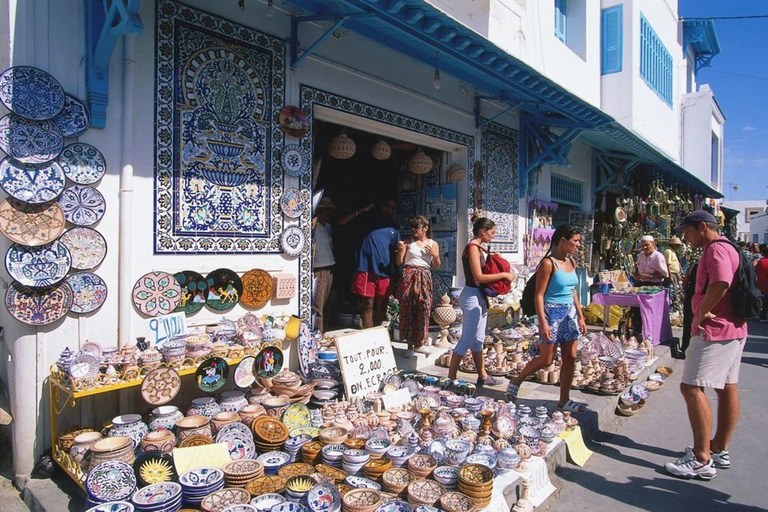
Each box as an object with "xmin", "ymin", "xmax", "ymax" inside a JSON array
[
  {"xmin": 447, "ymin": 163, "xmax": 466, "ymax": 183},
  {"xmin": 278, "ymin": 106, "xmax": 310, "ymax": 138},
  {"xmin": 408, "ymin": 148, "xmax": 433, "ymax": 175},
  {"xmin": 371, "ymin": 140, "xmax": 392, "ymax": 161},
  {"xmin": 327, "ymin": 130, "xmax": 356, "ymax": 159}
]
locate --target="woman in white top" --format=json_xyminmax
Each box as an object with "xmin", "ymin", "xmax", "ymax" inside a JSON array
[{"xmin": 394, "ymin": 216, "xmax": 441, "ymax": 358}]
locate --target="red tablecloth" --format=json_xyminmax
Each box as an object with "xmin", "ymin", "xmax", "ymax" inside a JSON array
[{"xmin": 591, "ymin": 290, "xmax": 673, "ymax": 345}]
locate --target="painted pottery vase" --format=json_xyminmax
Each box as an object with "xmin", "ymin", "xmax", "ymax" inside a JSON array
[
  {"xmin": 175, "ymin": 416, "xmax": 213, "ymax": 441},
  {"xmin": 187, "ymin": 397, "xmax": 220, "ymax": 419},
  {"xmin": 219, "ymin": 390, "xmax": 248, "ymax": 413},
  {"xmin": 69, "ymin": 431, "xmax": 102, "ymax": 467},
  {"xmin": 140, "ymin": 429, "xmax": 176, "ymax": 453},
  {"xmin": 211, "ymin": 411, "xmax": 241, "ymax": 433},
  {"xmin": 108, "ymin": 414, "xmax": 148, "ymax": 451},
  {"xmin": 149, "ymin": 405, "xmax": 184, "ymax": 431}
]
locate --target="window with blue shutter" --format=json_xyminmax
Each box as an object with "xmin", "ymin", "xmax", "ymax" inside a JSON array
[
  {"xmin": 555, "ymin": 0, "xmax": 567, "ymax": 43},
  {"xmin": 551, "ymin": 174, "xmax": 583, "ymax": 206},
  {"xmin": 640, "ymin": 14, "xmax": 673, "ymax": 106},
  {"xmin": 601, "ymin": 6, "xmax": 622, "ymax": 74}
]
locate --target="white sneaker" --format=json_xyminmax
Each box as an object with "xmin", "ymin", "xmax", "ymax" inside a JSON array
[
  {"xmin": 711, "ymin": 449, "xmax": 731, "ymax": 469},
  {"xmin": 404, "ymin": 350, "xmax": 415, "ymax": 358},
  {"xmin": 665, "ymin": 455, "xmax": 717, "ymax": 480}
]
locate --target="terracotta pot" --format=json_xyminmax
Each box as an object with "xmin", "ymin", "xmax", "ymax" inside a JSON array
[
  {"xmin": 262, "ymin": 396, "xmax": 291, "ymax": 418},
  {"xmin": 70, "ymin": 431, "xmax": 102, "ymax": 467},
  {"xmin": 239, "ymin": 404, "xmax": 266, "ymax": 426},
  {"xmin": 212, "ymin": 411, "xmax": 241, "ymax": 433},
  {"xmin": 175, "ymin": 415, "xmax": 213, "ymax": 441},
  {"xmin": 141, "ymin": 429, "xmax": 176, "ymax": 453}
]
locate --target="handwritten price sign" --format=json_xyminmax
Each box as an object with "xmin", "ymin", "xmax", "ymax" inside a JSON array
[
  {"xmin": 144, "ymin": 312, "xmax": 186, "ymax": 346},
  {"xmin": 335, "ymin": 326, "xmax": 398, "ymax": 399}
]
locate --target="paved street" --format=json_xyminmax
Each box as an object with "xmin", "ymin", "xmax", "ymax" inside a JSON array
[{"xmin": 546, "ymin": 319, "xmax": 768, "ymax": 511}]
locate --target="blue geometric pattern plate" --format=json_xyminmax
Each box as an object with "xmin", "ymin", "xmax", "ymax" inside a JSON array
[
  {"xmin": 59, "ymin": 143, "xmax": 106, "ymax": 184},
  {"xmin": 0, "ymin": 114, "xmax": 63, "ymax": 164},
  {"xmin": 5, "ymin": 240, "xmax": 71, "ymax": 287},
  {"xmin": 85, "ymin": 460, "xmax": 137, "ymax": 503},
  {"xmin": 0, "ymin": 156, "xmax": 66, "ymax": 204},
  {"xmin": 66, "ymin": 272, "xmax": 108, "ymax": 314},
  {"xmin": 85, "ymin": 501, "xmax": 135, "ymax": 512},
  {"xmin": 52, "ymin": 93, "xmax": 91, "ymax": 137},
  {"xmin": 58, "ymin": 185, "xmax": 106, "ymax": 226},
  {"xmin": 0, "ymin": 66, "xmax": 65, "ymax": 120},
  {"xmin": 280, "ymin": 226, "xmax": 305, "ymax": 257},
  {"xmin": 281, "ymin": 144, "xmax": 309, "ymax": 177}
]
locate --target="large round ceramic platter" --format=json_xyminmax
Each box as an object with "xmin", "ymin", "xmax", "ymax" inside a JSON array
[
  {"xmin": 278, "ymin": 106, "xmax": 310, "ymax": 138},
  {"xmin": 0, "ymin": 198, "xmax": 65, "ymax": 246},
  {"xmin": 85, "ymin": 460, "xmax": 137, "ymax": 503},
  {"xmin": 173, "ymin": 270, "xmax": 208, "ymax": 315},
  {"xmin": 0, "ymin": 157, "xmax": 66, "ymax": 204},
  {"xmin": 0, "ymin": 66, "xmax": 65, "ymax": 120},
  {"xmin": 216, "ymin": 422, "xmax": 257, "ymax": 460},
  {"xmin": 280, "ymin": 188, "xmax": 306, "ymax": 219},
  {"xmin": 141, "ymin": 367, "xmax": 182, "ymax": 406},
  {"xmin": 282, "ymin": 403, "xmax": 311, "ymax": 431},
  {"xmin": 52, "ymin": 93, "xmax": 91, "ymax": 138},
  {"xmin": 59, "ymin": 143, "xmax": 106, "ymax": 184},
  {"xmin": 5, "ymin": 280, "xmax": 73, "ymax": 326},
  {"xmin": 0, "ymin": 114, "xmax": 64, "ymax": 164},
  {"xmin": 240, "ymin": 269, "xmax": 274, "ymax": 309},
  {"xmin": 281, "ymin": 145, "xmax": 309, "ymax": 177},
  {"xmin": 204, "ymin": 268, "xmax": 242, "ymax": 312},
  {"xmin": 133, "ymin": 451, "xmax": 177, "ymax": 488},
  {"xmin": 255, "ymin": 346, "xmax": 284, "ymax": 379},
  {"xmin": 297, "ymin": 322, "xmax": 315, "ymax": 379},
  {"xmin": 68, "ymin": 352, "xmax": 99, "ymax": 380},
  {"xmin": 131, "ymin": 271, "xmax": 182, "ymax": 317},
  {"xmin": 234, "ymin": 356, "xmax": 256, "ymax": 388},
  {"xmin": 131, "ymin": 481, "xmax": 182, "ymax": 509},
  {"xmin": 196, "ymin": 357, "xmax": 229, "ymax": 393},
  {"xmin": 58, "ymin": 185, "xmax": 106, "ymax": 226},
  {"xmin": 59, "ymin": 227, "xmax": 107, "ymax": 270},
  {"xmin": 280, "ymin": 226, "xmax": 305, "ymax": 257},
  {"xmin": 5, "ymin": 240, "xmax": 71, "ymax": 287},
  {"xmin": 65, "ymin": 272, "xmax": 108, "ymax": 314}
]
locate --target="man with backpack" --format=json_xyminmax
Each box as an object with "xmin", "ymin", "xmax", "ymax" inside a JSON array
[{"xmin": 665, "ymin": 210, "xmax": 757, "ymax": 480}]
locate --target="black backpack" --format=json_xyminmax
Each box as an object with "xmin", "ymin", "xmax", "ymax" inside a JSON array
[
  {"xmin": 704, "ymin": 239, "xmax": 763, "ymax": 320},
  {"xmin": 520, "ymin": 257, "xmax": 555, "ymax": 317}
]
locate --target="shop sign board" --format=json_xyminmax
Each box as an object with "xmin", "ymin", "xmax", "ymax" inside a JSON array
[
  {"xmin": 144, "ymin": 312, "xmax": 186, "ymax": 346},
  {"xmin": 335, "ymin": 326, "xmax": 398, "ymax": 399}
]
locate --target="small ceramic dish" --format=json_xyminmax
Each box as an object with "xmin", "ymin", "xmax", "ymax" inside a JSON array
[
  {"xmin": 648, "ymin": 372, "xmax": 667, "ymax": 383},
  {"xmin": 345, "ymin": 475, "xmax": 382, "ymax": 491}
]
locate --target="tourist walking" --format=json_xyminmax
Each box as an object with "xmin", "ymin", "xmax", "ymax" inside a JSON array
[
  {"xmin": 505, "ymin": 224, "xmax": 588, "ymax": 413},
  {"xmin": 394, "ymin": 216, "xmax": 441, "ymax": 358},
  {"xmin": 756, "ymin": 244, "xmax": 768, "ymax": 321},
  {"xmin": 665, "ymin": 210, "xmax": 748, "ymax": 480},
  {"xmin": 448, "ymin": 218, "xmax": 515, "ymax": 387}
]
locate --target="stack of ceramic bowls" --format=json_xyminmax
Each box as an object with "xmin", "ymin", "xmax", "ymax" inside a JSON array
[
  {"xmin": 284, "ymin": 434, "xmax": 313, "ymax": 462},
  {"xmin": 386, "ymin": 446, "xmax": 414, "ymax": 468},
  {"xmin": 251, "ymin": 493, "xmax": 287, "ymax": 512},
  {"xmin": 88, "ymin": 437, "xmax": 135, "ymax": 470},
  {"xmin": 342, "ymin": 449, "xmax": 370, "ymax": 475},
  {"xmin": 285, "ymin": 475, "xmax": 315, "ymax": 503},
  {"xmin": 301, "ymin": 441, "xmax": 324, "ymax": 465},
  {"xmin": 200, "ymin": 488, "xmax": 251, "ymax": 512},
  {"xmin": 319, "ymin": 427, "xmax": 348, "ymax": 446},
  {"xmin": 432, "ymin": 466, "xmax": 459, "ymax": 490},
  {"xmin": 364, "ymin": 438, "xmax": 391, "ymax": 459},
  {"xmin": 444, "ymin": 439, "xmax": 471, "ymax": 466},
  {"xmin": 406, "ymin": 480, "xmax": 445, "ymax": 508},
  {"xmin": 85, "ymin": 461, "xmax": 137, "ymax": 506},
  {"xmin": 466, "ymin": 453, "xmax": 497, "ymax": 470},
  {"xmin": 179, "ymin": 467, "xmax": 225, "ymax": 508},
  {"xmin": 223, "ymin": 459, "xmax": 265, "ymax": 488},
  {"xmin": 321, "ymin": 444, "xmax": 346, "ymax": 468},
  {"xmin": 252, "ymin": 416, "xmax": 289, "ymax": 454},
  {"xmin": 407, "ymin": 455, "xmax": 437, "ymax": 479},
  {"xmin": 344, "ymin": 476, "xmax": 381, "ymax": 491},
  {"xmin": 439, "ymin": 492, "xmax": 476, "ymax": 512},
  {"xmin": 381, "ymin": 468, "xmax": 414, "ymax": 496},
  {"xmin": 257, "ymin": 451, "xmax": 291, "ymax": 475},
  {"xmin": 131, "ymin": 482, "xmax": 182, "ymax": 512},
  {"xmin": 457, "ymin": 464, "xmax": 493, "ymax": 510},
  {"xmin": 85, "ymin": 501, "xmax": 135, "ymax": 512},
  {"xmin": 363, "ymin": 458, "xmax": 392, "ymax": 481},
  {"xmin": 175, "ymin": 416, "xmax": 213, "ymax": 442},
  {"xmin": 311, "ymin": 389, "xmax": 338, "ymax": 407},
  {"xmin": 341, "ymin": 488, "xmax": 382, "ymax": 512}
]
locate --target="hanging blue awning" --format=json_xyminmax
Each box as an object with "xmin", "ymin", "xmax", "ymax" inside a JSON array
[{"xmin": 683, "ymin": 19, "xmax": 722, "ymax": 58}]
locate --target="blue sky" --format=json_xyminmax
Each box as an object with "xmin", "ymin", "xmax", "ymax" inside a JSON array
[{"xmin": 680, "ymin": 0, "xmax": 768, "ymax": 202}]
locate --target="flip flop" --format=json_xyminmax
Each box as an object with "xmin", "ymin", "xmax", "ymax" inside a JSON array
[
  {"xmin": 557, "ymin": 399, "xmax": 588, "ymax": 413},
  {"xmin": 478, "ymin": 375, "xmax": 502, "ymax": 386}
]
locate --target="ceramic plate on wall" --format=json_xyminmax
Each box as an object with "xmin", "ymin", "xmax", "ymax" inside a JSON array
[
  {"xmin": 280, "ymin": 188, "xmax": 306, "ymax": 218},
  {"xmin": 52, "ymin": 93, "xmax": 91, "ymax": 137},
  {"xmin": 59, "ymin": 227, "xmax": 107, "ymax": 270},
  {"xmin": 280, "ymin": 226, "xmax": 305, "ymax": 257},
  {"xmin": 255, "ymin": 346, "xmax": 284, "ymax": 379},
  {"xmin": 5, "ymin": 280, "xmax": 73, "ymax": 326},
  {"xmin": 173, "ymin": 270, "xmax": 208, "ymax": 315},
  {"xmin": 0, "ymin": 114, "xmax": 64, "ymax": 164},
  {"xmin": 240, "ymin": 269, "xmax": 273, "ymax": 309},
  {"xmin": 0, "ymin": 66, "xmax": 65, "ymax": 120},
  {"xmin": 205, "ymin": 268, "xmax": 242, "ymax": 312},
  {"xmin": 58, "ymin": 185, "xmax": 106, "ymax": 226},
  {"xmin": 59, "ymin": 143, "xmax": 106, "ymax": 184},
  {"xmin": 196, "ymin": 357, "xmax": 229, "ymax": 393},
  {"xmin": 5, "ymin": 240, "xmax": 71, "ymax": 287},
  {"xmin": 234, "ymin": 356, "xmax": 256, "ymax": 388},
  {"xmin": 141, "ymin": 367, "xmax": 182, "ymax": 406},
  {"xmin": 281, "ymin": 145, "xmax": 309, "ymax": 177},
  {"xmin": 0, "ymin": 157, "xmax": 66, "ymax": 204},
  {"xmin": 132, "ymin": 271, "xmax": 182, "ymax": 317},
  {"xmin": 278, "ymin": 106, "xmax": 310, "ymax": 138},
  {"xmin": 0, "ymin": 198, "xmax": 66, "ymax": 246},
  {"xmin": 65, "ymin": 272, "xmax": 107, "ymax": 314}
]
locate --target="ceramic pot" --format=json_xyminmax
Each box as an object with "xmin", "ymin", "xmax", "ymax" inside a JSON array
[
  {"xmin": 69, "ymin": 431, "xmax": 102, "ymax": 467},
  {"xmin": 141, "ymin": 429, "xmax": 175, "ymax": 453},
  {"xmin": 239, "ymin": 404, "xmax": 266, "ymax": 427},
  {"xmin": 187, "ymin": 397, "xmax": 220, "ymax": 419},
  {"xmin": 285, "ymin": 315, "xmax": 302, "ymax": 340},
  {"xmin": 212, "ymin": 411, "xmax": 241, "ymax": 433},
  {"xmin": 219, "ymin": 390, "xmax": 248, "ymax": 413},
  {"xmin": 262, "ymin": 396, "xmax": 291, "ymax": 418},
  {"xmin": 108, "ymin": 414, "xmax": 148, "ymax": 451},
  {"xmin": 175, "ymin": 415, "xmax": 213, "ymax": 441},
  {"xmin": 149, "ymin": 405, "xmax": 184, "ymax": 431}
]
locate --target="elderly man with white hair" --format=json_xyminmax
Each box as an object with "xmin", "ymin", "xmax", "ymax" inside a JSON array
[{"xmin": 634, "ymin": 235, "xmax": 669, "ymax": 286}]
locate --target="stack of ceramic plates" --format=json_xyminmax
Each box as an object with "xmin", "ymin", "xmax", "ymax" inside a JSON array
[
  {"xmin": 406, "ymin": 480, "xmax": 445, "ymax": 508},
  {"xmin": 252, "ymin": 416, "xmax": 289, "ymax": 454},
  {"xmin": 381, "ymin": 468, "xmax": 414, "ymax": 496},
  {"xmin": 315, "ymin": 464, "xmax": 348, "ymax": 484},
  {"xmin": 321, "ymin": 444, "xmax": 346, "ymax": 468},
  {"xmin": 362, "ymin": 458, "xmax": 392, "ymax": 481},
  {"xmin": 301, "ymin": 440, "xmax": 324, "ymax": 465},
  {"xmin": 131, "ymin": 482, "xmax": 182, "ymax": 512},
  {"xmin": 245, "ymin": 475, "xmax": 288, "ymax": 496},
  {"xmin": 456, "ymin": 464, "xmax": 493, "ymax": 510},
  {"xmin": 223, "ymin": 459, "xmax": 265, "ymax": 488},
  {"xmin": 85, "ymin": 501, "xmax": 135, "ymax": 512},
  {"xmin": 256, "ymin": 451, "xmax": 291, "ymax": 475},
  {"xmin": 85, "ymin": 461, "xmax": 137, "ymax": 506},
  {"xmin": 285, "ymin": 475, "xmax": 315, "ymax": 503},
  {"xmin": 284, "ymin": 434, "xmax": 313, "ymax": 462},
  {"xmin": 344, "ymin": 476, "xmax": 380, "ymax": 491},
  {"xmin": 179, "ymin": 467, "xmax": 225, "ymax": 508}
]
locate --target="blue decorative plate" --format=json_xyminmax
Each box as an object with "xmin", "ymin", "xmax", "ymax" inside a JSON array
[
  {"xmin": 52, "ymin": 93, "xmax": 91, "ymax": 137},
  {"xmin": 216, "ymin": 422, "xmax": 256, "ymax": 460},
  {"xmin": 307, "ymin": 482, "xmax": 341, "ymax": 512},
  {"xmin": 85, "ymin": 501, "xmax": 135, "ymax": 512},
  {"xmin": 5, "ymin": 280, "xmax": 73, "ymax": 326},
  {"xmin": 280, "ymin": 226, "xmax": 305, "ymax": 257},
  {"xmin": 281, "ymin": 144, "xmax": 309, "ymax": 177},
  {"xmin": 0, "ymin": 114, "xmax": 63, "ymax": 164},
  {"xmin": 5, "ymin": 240, "xmax": 71, "ymax": 287},
  {"xmin": 59, "ymin": 143, "xmax": 106, "ymax": 184},
  {"xmin": 0, "ymin": 156, "xmax": 65, "ymax": 203},
  {"xmin": 58, "ymin": 185, "xmax": 106, "ymax": 226},
  {"xmin": 85, "ymin": 461, "xmax": 137, "ymax": 503},
  {"xmin": 280, "ymin": 188, "xmax": 306, "ymax": 218},
  {"xmin": 66, "ymin": 272, "xmax": 108, "ymax": 314},
  {"xmin": 0, "ymin": 66, "xmax": 65, "ymax": 120}
]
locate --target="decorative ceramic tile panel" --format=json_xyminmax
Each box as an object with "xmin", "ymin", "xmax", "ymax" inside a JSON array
[
  {"xmin": 432, "ymin": 231, "xmax": 457, "ymax": 276},
  {"xmin": 396, "ymin": 191, "xmax": 421, "ymax": 232},
  {"xmin": 154, "ymin": 0, "xmax": 285, "ymax": 253},
  {"xmin": 425, "ymin": 184, "xmax": 457, "ymax": 232},
  {"xmin": 480, "ymin": 123, "xmax": 519, "ymax": 253},
  {"xmin": 432, "ymin": 273, "xmax": 453, "ymax": 303}
]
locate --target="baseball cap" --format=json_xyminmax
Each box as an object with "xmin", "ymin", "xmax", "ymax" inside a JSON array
[{"xmin": 674, "ymin": 210, "xmax": 717, "ymax": 233}]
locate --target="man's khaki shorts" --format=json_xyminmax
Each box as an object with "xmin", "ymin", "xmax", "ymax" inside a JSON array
[{"xmin": 682, "ymin": 335, "xmax": 746, "ymax": 389}]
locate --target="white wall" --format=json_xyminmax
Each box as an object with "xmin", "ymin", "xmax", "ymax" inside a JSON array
[
  {"xmin": 750, "ymin": 212, "xmax": 768, "ymax": 244},
  {"xmin": 681, "ymin": 84, "xmax": 724, "ymax": 188},
  {"xmin": 723, "ymin": 200, "xmax": 768, "ymax": 240}
]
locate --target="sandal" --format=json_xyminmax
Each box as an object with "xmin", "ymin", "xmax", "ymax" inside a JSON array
[
  {"xmin": 505, "ymin": 382, "xmax": 520, "ymax": 402},
  {"xmin": 478, "ymin": 375, "xmax": 501, "ymax": 386},
  {"xmin": 557, "ymin": 399, "xmax": 588, "ymax": 414}
]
